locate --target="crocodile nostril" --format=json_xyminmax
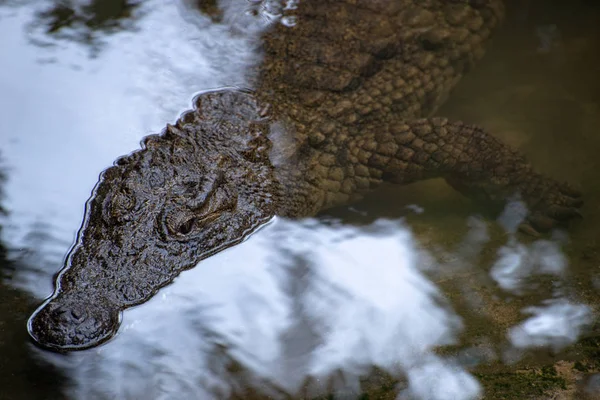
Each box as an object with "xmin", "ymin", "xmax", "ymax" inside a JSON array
[{"xmin": 70, "ymin": 308, "xmax": 87, "ymax": 323}]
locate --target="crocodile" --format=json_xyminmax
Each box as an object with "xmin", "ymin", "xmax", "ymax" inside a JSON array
[{"xmin": 28, "ymin": 0, "xmax": 583, "ymax": 352}]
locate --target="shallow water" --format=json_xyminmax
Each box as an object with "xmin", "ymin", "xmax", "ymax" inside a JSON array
[{"xmin": 0, "ymin": 0, "xmax": 599, "ymax": 399}]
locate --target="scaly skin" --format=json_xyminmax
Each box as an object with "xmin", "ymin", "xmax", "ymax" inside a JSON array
[{"xmin": 28, "ymin": 0, "xmax": 582, "ymax": 352}]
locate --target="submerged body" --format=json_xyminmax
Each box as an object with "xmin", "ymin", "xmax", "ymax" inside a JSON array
[{"xmin": 28, "ymin": 0, "xmax": 582, "ymax": 351}]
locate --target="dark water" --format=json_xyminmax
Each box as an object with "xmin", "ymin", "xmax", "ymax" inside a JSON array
[{"xmin": 0, "ymin": 0, "xmax": 599, "ymax": 399}]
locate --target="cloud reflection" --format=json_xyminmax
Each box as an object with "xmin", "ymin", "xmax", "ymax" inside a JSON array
[
  {"xmin": 34, "ymin": 218, "xmax": 480, "ymax": 400},
  {"xmin": 490, "ymin": 238, "xmax": 567, "ymax": 295},
  {"xmin": 508, "ymin": 300, "xmax": 592, "ymax": 352},
  {"xmin": 16, "ymin": 205, "xmax": 594, "ymax": 399},
  {"xmin": 0, "ymin": 0, "xmax": 271, "ymax": 280}
]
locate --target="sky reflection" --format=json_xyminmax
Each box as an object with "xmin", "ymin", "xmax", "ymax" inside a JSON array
[
  {"xmin": 0, "ymin": 0, "xmax": 266, "ymax": 280},
  {"xmin": 33, "ymin": 218, "xmax": 481, "ymax": 400},
  {"xmin": 26, "ymin": 215, "xmax": 592, "ymax": 399}
]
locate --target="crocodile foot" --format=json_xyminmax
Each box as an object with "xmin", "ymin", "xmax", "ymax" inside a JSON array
[{"xmin": 518, "ymin": 177, "xmax": 583, "ymax": 236}]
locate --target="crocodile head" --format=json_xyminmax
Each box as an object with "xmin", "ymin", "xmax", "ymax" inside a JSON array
[{"xmin": 28, "ymin": 89, "xmax": 281, "ymax": 351}]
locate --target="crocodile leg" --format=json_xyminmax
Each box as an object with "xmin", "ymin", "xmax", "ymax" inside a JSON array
[{"xmin": 349, "ymin": 118, "xmax": 582, "ymax": 234}]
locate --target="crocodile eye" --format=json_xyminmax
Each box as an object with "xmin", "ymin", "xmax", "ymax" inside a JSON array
[
  {"xmin": 161, "ymin": 185, "xmax": 237, "ymax": 240},
  {"xmin": 163, "ymin": 207, "xmax": 223, "ymax": 238},
  {"xmin": 177, "ymin": 217, "xmax": 195, "ymax": 235}
]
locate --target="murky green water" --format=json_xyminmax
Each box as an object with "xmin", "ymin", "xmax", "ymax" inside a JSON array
[{"xmin": 0, "ymin": 0, "xmax": 599, "ymax": 399}]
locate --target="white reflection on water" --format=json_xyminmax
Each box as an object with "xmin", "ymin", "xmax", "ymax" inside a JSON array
[
  {"xmin": 35, "ymin": 218, "xmax": 481, "ymax": 400},
  {"xmin": 0, "ymin": 0, "xmax": 269, "ymax": 271},
  {"xmin": 25, "ymin": 211, "xmax": 592, "ymax": 399},
  {"xmin": 490, "ymin": 238, "xmax": 567, "ymax": 295},
  {"xmin": 26, "ymin": 216, "xmax": 593, "ymax": 399},
  {"xmin": 508, "ymin": 300, "xmax": 592, "ymax": 352},
  {"xmin": 491, "ymin": 200, "xmax": 568, "ymax": 295}
]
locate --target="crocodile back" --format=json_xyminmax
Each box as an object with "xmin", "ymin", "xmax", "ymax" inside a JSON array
[{"xmin": 258, "ymin": 0, "xmax": 505, "ymax": 136}]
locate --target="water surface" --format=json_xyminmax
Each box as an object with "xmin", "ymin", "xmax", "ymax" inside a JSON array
[{"xmin": 0, "ymin": 0, "xmax": 599, "ymax": 399}]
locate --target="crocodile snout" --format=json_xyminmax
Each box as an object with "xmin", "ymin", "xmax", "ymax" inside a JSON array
[{"xmin": 27, "ymin": 294, "xmax": 120, "ymax": 351}]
